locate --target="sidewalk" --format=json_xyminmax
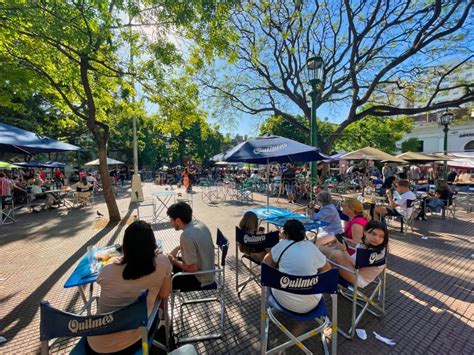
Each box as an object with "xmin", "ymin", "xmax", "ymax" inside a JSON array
[{"xmin": 0, "ymin": 183, "xmax": 473, "ymax": 354}]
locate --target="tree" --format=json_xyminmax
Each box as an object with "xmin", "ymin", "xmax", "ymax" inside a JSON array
[
  {"xmin": 401, "ymin": 137, "xmax": 423, "ymax": 152},
  {"xmin": 0, "ymin": 0, "xmax": 235, "ymax": 221},
  {"xmin": 201, "ymin": 0, "xmax": 473, "ymax": 153},
  {"xmin": 259, "ymin": 113, "xmax": 413, "ymax": 154}
]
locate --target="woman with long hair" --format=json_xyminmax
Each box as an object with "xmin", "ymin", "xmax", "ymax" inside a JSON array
[
  {"xmin": 263, "ymin": 219, "xmax": 331, "ymax": 313},
  {"xmin": 238, "ymin": 211, "xmax": 266, "ymax": 260},
  {"xmin": 320, "ymin": 221, "xmax": 388, "ymax": 287},
  {"xmin": 87, "ymin": 221, "xmax": 172, "ymax": 354}
]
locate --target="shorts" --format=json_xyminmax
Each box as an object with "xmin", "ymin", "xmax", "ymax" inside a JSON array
[{"xmin": 385, "ymin": 207, "xmax": 403, "ymax": 217}]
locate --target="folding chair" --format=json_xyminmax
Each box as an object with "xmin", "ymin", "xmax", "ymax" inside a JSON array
[
  {"xmin": 170, "ymin": 229, "xmax": 229, "ymax": 343},
  {"xmin": 135, "ymin": 191, "xmax": 156, "ymax": 222},
  {"xmin": 201, "ymin": 181, "xmax": 219, "ymax": 204},
  {"xmin": 386, "ymin": 199, "xmax": 417, "ymax": 234},
  {"xmin": 260, "ymin": 263, "xmax": 338, "ymax": 355},
  {"xmin": 176, "ymin": 191, "xmax": 193, "ymax": 209},
  {"xmin": 0, "ymin": 195, "xmax": 15, "ymax": 225},
  {"xmin": 40, "ymin": 291, "xmax": 168, "ymax": 355},
  {"xmin": 329, "ymin": 247, "xmax": 387, "ymax": 339},
  {"xmin": 235, "ymin": 227, "xmax": 279, "ymax": 297},
  {"xmin": 235, "ymin": 180, "xmax": 254, "ymax": 203}
]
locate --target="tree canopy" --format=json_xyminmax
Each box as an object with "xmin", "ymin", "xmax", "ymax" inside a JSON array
[{"xmin": 201, "ymin": 0, "xmax": 473, "ymax": 152}]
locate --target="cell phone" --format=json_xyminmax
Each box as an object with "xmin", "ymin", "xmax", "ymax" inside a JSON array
[{"xmin": 335, "ymin": 233, "xmax": 345, "ymax": 244}]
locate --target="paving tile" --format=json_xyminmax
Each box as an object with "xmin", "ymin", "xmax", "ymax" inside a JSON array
[{"xmin": 0, "ymin": 183, "xmax": 472, "ymax": 354}]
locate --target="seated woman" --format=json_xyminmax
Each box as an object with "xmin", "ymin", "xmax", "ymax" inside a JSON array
[
  {"xmin": 319, "ymin": 221, "xmax": 388, "ymax": 287},
  {"xmin": 263, "ymin": 219, "xmax": 331, "ymax": 314},
  {"xmin": 87, "ymin": 221, "xmax": 172, "ymax": 354},
  {"xmin": 238, "ymin": 211, "xmax": 266, "ymax": 261},
  {"xmin": 316, "ymin": 198, "xmax": 368, "ymax": 254},
  {"xmin": 72, "ymin": 176, "xmax": 93, "ymax": 205},
  {"xmin": 307, "ymin": 192, "xmax": 343, "ymax": 244}
]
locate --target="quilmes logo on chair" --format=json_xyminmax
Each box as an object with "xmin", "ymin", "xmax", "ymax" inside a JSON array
[
  {"xmin": 280, "ymin": 276, "xmax": 319, "ymax": 290},
  {"xmin": 253, "ymin": 143, "xmax": 288, "ymax": 154},
  {"xmin": 243, "ymin": 233, "xmax": 266, "ymax": 244},
  {"xmin": 369, "ymin": 249, "xmax": 386, "ymax": 264},
  {"xmin": 68, "ymin": 315, "xmax": 114, "ymax": 333}
]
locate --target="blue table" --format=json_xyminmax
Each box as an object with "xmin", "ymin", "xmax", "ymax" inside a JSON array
[
  {"xmin": 247, "ymin": 206, "xmax": 329, "ymax": 231},
  {"xmin": 64, "ymin": 241, "xmax": 162, "ymax": 314}
]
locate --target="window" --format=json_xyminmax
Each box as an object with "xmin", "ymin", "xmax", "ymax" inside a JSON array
[{"xmin": 464, "ymin": 140, "xmax": 474, "ymax": 151}]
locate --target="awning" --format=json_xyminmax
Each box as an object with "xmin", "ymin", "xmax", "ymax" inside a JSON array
[
  {"xmin": 0, "ymin": 122, "xmax": 80, "ymax": 154},
  {"xmin": 85, "ymin": 158, "xmax": 124, "ymax": 166}
]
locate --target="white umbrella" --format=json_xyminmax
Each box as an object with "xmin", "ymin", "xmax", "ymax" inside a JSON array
[
  {"xmin": 85, "ymin": 158, "xmax": 124, "ymax": 166},
  {"xmin": 447, "ymin": 159, "xmax": 474, "ymax": 169}
]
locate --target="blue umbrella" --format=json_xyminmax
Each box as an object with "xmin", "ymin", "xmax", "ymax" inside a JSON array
[
  {"xmin": 222, "ymin": 135, "xmax": 329, "ymax": 206},
  {"xmin": 44, "ymin": 161, "xmax": 66, "ymax": 168},
  {"xmin": 0, "ymin": 123, "xmax": 80, "ymax": 154},
  {"xmin": 16, "ymin": 160, "xmax": 49, "ymax": 168},
  {"xmin": 222, "ymin": 135, "xmax": 328, "ymax": 164}
]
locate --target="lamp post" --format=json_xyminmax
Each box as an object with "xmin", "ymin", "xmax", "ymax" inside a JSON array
[
  {"xmin": 438, "ymin": 108, "xmax": 454, "ymax": 180},
  {"xmin": 305, "ymin": 54, "xmax": 324, "ymax": 186}
]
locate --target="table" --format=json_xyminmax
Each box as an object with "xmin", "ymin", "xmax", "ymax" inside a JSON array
[
  {"xmin": 247, "ymin": 206, "xmax": 329, "ymax": 231},
  {"xmin": 64, "ymin": 240, "xmax": 163, "ymax": 314},
  {"xmin": 151, "ymin": 191, "xmax": 177, "ymax": 222},
  {"xmin": 27, "ymin": 188, "xmax": 73, "ymax": 211}
]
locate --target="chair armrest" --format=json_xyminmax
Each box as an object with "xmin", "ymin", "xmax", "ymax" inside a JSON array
[
  {"xmin": 171, "ymin": 268, "xmax": 222, "ymax": 280},
  {"xmin": 327, "ymin": 259, "xmax": 356, "ymax": 274},
  {"xmin": 146, "ymin": 298, "xmax": 162, "ymax": 332}
]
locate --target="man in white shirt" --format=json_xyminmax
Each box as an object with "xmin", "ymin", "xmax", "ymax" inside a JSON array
[{"xmin": 374, "ymin": 179, "xmax": 416, "ymax": 221}]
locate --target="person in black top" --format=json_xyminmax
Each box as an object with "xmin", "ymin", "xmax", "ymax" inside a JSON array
[
  {"xmin": 416, "ymin": 180, "xmax": 452, "ymax": 220},
  {"xmin": 282, "ymin": 163, "xmax": 296, "ymax": 203},
  {"xmin": 447, "ymin": 169, "xmax": 457, "ymax": 183}
]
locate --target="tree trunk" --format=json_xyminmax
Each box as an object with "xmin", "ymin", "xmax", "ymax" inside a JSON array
[{"xmin": 96, "ymin": 136, "xmax": 121, "ymax": 221}]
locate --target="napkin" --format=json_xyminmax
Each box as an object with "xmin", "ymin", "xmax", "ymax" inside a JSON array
[
  {"xmin": 356, "ymin": 329, "xmax": 367, "ymax": 340},
  {"xmin": 421, "ymin": 236, "xmax": 429, "ymax": 240},
  {"xmin": 0, "ymin": 336, "xmax": 6, "ymax": 344},
  {"xmin": 373, "ymin": 331, "xmax": 396, "ymax": 346}
]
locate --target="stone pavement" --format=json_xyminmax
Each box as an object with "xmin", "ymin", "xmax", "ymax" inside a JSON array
[{"xmin": 0, "ymin": 183, "xmax": 473, "ymax": 354}]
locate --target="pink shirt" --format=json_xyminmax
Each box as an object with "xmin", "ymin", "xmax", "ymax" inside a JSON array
[{"xmin": 344, "ymin": 216, "xmax": 368, "ymax": 256}]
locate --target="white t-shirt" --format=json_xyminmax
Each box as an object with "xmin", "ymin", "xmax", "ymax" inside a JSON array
[
  {"xmin": 394, "ymin": 190, "xmax": 417, "ymax": 218},
  {"xmin": 271, "ymin": 239, "xmax": 326, "ymax": 313}
]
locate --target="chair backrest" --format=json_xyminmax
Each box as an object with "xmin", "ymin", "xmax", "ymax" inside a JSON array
[
  {"xmin": 40, "ymin": 291, "xmax": 148, "ymax": 342},
  {"xmin": 260, "ymin": 262, "xmax": 338, "ymax": 295},
  {"xmin": 354, "ymin": 247, "xmax": 387, "ymax": 269},
  {"xmin": 216, "ymin": 228, "xmax": 229, "ymax": 267},
  {"xmin": 235, "ymin": 227, "xmax": 280, "ymax": 249}
]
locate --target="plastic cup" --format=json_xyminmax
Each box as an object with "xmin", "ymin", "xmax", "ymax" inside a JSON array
[{"xmin": 87, "ymin": 246, "xmax": 101, "ymax": 273}]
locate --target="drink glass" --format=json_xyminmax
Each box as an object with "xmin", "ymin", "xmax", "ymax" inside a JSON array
[{"xmin": 87, "ymin": 246, "xmax": 101, "ymax": 273}]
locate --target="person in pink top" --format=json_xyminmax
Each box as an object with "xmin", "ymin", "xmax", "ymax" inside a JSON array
[{"xmin": 341, "ymin": 198, "xmax": 369, "ymax": 255}]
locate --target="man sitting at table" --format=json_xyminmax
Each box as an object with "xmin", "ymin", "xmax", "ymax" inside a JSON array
[
  {"xmin": 167, "ymin": 201, "xmax": 215, "ymax": 291},
  {"xmin": 307, "ymin": 191, "xmax": 343, "ymax": 245},
  {"xmin": 374, "ymin": 179, "xmax": 416, "ymax": 222}
]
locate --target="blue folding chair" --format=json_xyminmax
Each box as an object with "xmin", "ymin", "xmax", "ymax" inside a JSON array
[
  {"xmin": 330, "ymin": 247, "xmax": 387, "ymax": 339},
  {"xmin": 170, "ymin": 229, "xmax": 229, "ymax": 343},
  {"xmin": 235, "ymin": 227, "xmax": 280, "ymax": 297},
  {"xmin": 260, "ymin": 263, "xmax": 338, "ymax": 355},
  {"xmin": 40, "ymin": 290, "xmax": 168, "ymax": 354}
]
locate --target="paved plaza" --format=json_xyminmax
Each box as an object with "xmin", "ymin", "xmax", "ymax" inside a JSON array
[{"xmin": 0, "ymin": 183, "xmax": 473, "ymax": 354}]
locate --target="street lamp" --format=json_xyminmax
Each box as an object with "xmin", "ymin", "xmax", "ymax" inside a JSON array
[
  {"xmin": 438, "ymin": 108, "xmax": 454, "ymax": 179},
  {"xmin": 305, "ymin": 54, "xmax": 324, "ymax": 185}
]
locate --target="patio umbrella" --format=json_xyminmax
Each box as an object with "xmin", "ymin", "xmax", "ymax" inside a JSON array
[
  {"xmin": 396, "ymin": 151, "xmax": 440, "ymax": 162},
  {"xmin": 341, "ymin": 147, "xmax": 407, "ymax": 163},
  {"xmin": 85, "ymin": 158, "xmax": 124, "ymax": 166},
  {"xmin": 0, "ymin": 122, "xmax": 80, "ymax": 154},
  {"xmin": 447, "ymin": 159, "xmax": 474, "ymax": 169},
  {"xmin": 15, "ymin": 160, "xmax": 50, "ymax": 168},
  {"xmin": 44, "ymin": 161, "xmax": 66, "ymax": 168},
  {"xmin": 221, "ymin": 135, "xmax": 329, "ymax": 206},
  {"xmin": 0, "ymin": 161, "xmax": 22, "ymax": 169}
]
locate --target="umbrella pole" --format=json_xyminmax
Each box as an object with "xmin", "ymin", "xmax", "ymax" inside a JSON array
[{"xmin": 266, "ymin": 158, "xmax": 271, "ymax": 209}]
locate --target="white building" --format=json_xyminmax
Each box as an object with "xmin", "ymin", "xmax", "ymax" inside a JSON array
[
  {"xmin": 371, "ymin": 60, "xmax": 474, "ymax": 153},
  {"xmin": 396, "ymin": 108, "xmax": 474, "ymax": 153}
]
